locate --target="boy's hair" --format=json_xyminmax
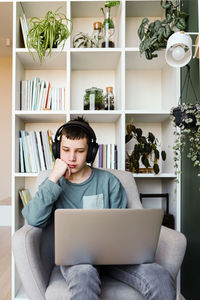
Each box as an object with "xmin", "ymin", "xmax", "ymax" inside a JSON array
[{"xmin": 61, "ymin": 116, "xmax": 90, "ymax": 145}]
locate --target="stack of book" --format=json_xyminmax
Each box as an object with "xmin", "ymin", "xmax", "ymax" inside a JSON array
[
  {"xmin": 18, "ymin": 189, "xmax": 32, "ymax": 207},
  {"xmin": 20, "ymin": 77, "xmax": 66, "ymax": 111},
  {"xmin": 93, "ymin": 144, "xmax": 118, "ymax": 169},
  {"xmin": 19, "ymin": 130, "xmax": 54, "ymax": 173}
]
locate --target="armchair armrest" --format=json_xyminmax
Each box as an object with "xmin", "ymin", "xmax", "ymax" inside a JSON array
[
  {"xmin": 12, "ymin": 224, "xmax": 52, "ymax": 300},
  {"xmin": 155, "ymin": 226, "xmax": 187, "ymax": 279}
]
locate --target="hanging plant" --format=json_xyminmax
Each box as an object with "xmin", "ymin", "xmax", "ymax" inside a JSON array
[
  {"xmin": 125, "ymin": 120, "xmax": 167, "ymax": 174},
  {"xmin": 138, "ymin": 0, "xmax": 188, "ymax": 60},
  {"xmin": 170, "ymin": 65, "xmax": 200, "ymax": 178}
]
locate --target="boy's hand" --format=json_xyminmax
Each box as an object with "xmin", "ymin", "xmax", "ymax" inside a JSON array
[{"xmin": 48, "ymin": 159, "xmax": 71, "ymax": 183}]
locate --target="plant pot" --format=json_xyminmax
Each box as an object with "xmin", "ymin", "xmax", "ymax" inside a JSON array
[{"xmin": 172, "ymin": 106, "xmax": 197, "ymax": 128}]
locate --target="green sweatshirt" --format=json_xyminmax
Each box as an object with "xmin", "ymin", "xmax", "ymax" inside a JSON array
[{"xmin": 22, "ymin": 168, "xmax": 127, "ymax": 228}]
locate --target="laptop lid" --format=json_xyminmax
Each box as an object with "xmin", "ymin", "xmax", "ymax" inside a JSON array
[{"xmin": 54, "ymin": 208, "xmax": 164, "ymax": 266}]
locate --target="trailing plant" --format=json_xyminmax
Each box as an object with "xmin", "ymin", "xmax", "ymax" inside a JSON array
[
  {"xmin": 171, "ymin": 103, "xmax": 200, "ymax": 177},
  {"xmin": 27, "ymin": 7, "xmax": 72, "ymax": 63},
  {"xmin": 125, "ymin": 120, "xmax": 167, "ymax": 174},
  {"xmin": 170, "ymin": 65, "xmax": 200, "ymax": 178},
  {"xmin": 100, "ymin": 1, "xmax": 120, "ymax": 29},
  {"xmin": 73, "ymin": 32, "xmax": 97, "ymax": 48},
  {"xmin": 138, "ymin": 0, "xmax": 188, "ymax": 60}
]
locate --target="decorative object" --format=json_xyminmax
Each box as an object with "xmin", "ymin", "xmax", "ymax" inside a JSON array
[
  {"xmin": 125, "ymin": 120, "xmax": 167, "ymax": 174},
  {"xmin": 170, "ymin": 66, "xmax": 200, "ymax": 177},
  {"xmin": 84, "ymin": 87, "xmax": 104, "ymax": 110},
  {"xmin": 100, "ymin": 1, "xmax": 120, "ymax": 48},
  {"xmin": 73, "ymin": 32, "xmax": 97, "ymax": 48},
  {"xmin": 104, "ymin": 86, "xmax": 115, "ymax": 110},
  {"xmin": 92, "ymin": 22, "xmax": 103, "ymax": 47},
  {"xmin": 138, "ymin": 0, "xmax": 188, "ymax": 60},
  {"xmin": 27, "ymin": 7, "xmax": 72, "ymax": 63}
]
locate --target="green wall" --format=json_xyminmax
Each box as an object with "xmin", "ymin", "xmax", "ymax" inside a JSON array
[{"xmin": 181, "ymin": 0, "xmax": 200, "ymax": 299}]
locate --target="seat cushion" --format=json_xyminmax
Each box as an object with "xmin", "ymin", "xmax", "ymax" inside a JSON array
[{"xmin": 45, "ymin": 266, "xmax": 144, "ymax": 300}]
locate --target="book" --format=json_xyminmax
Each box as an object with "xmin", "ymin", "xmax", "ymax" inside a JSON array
[
  {"xmin": 106, "ymin": 144, "xmax": 111, "ymax": 168},
  {"xmin": 20, "ymin": 130, "xmax": 30, "ymax": 173},
  {"xmin": 35, "ymin": 131, "xmax": 46, "ymax": 171},
  {"xmin": 98, "ymin": 144, "xmax": 103, "ymax": 168},
  {"xmin": 19, "ymin": 137, "xmax": 25, "ymax": 173},
  {"xmin": 19, "ymin": 15, "xmax": 28, "ymax": 48},
  {"xmin": 19, "ymin": 189, "xmax": 32, "ymax": 207}
]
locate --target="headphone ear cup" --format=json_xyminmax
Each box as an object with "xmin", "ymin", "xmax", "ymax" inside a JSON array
[
  {"xmin": 52, "ymin": 141, "xmax": 60, "ymax": 159},
  {"xmin": 86, "ymin": 142, "xmax": 99, "ymax": 163}
]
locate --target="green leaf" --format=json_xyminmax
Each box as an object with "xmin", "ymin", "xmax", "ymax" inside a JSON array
[
  {"xmin": 136, "ymin": 128, "xmax": 143, "ymax": 138},
  {"xmin": 142, "ymin": 155, "xmax": 150, "ymax": 168},
  {"xmin": 125, "ymin": 134, "xmax": 133, "ymax": 144},
  {"xmin": 153, "ymin": 163, "xmax": 160, "ymax": 174},
  {"xmin": 154, "ymin": 149, "xmax": 160, "ymax": 159},
  {"xmin": 161, "ymin": 150, "xmax": 167, "ymax": 161},
  {"xmin": 175, "ymin": 18, "xmax": 186, "ymax": 30},
  {"xmin": 138, "ymin": 25, "xmax": 145, "ymax": 41},
  {"xmin": 148, "ymin": 132, "xmax": 155, "ymax": 143}
]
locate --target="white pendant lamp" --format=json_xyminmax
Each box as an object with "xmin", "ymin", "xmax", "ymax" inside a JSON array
[{"xmin": 165, "ymin": 31, "xmax": 192, "ymax": 67}]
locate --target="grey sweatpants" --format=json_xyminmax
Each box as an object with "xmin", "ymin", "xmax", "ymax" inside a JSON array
[{"xmin": 60, "ymin": 263, "xmax": 176, "ymax": 300}]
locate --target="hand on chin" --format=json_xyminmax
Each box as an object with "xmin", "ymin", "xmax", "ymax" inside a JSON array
[{"xmin": 64, "ymin": 166, "xmax": 72, "ymax": 179}]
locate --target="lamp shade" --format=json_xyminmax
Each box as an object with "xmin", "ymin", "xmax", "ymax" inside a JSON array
[{"xmin": 165, "ymin": 32, "xmax": 192, "ymax": 67}]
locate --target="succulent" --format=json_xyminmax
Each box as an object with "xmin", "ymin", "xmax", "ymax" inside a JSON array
[{"xmin": 73, "ymin": 32, "xmax": 97, "ymax": 48}]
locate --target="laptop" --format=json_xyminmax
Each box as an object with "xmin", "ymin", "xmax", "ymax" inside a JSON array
[{"xmin": 54, "ymin": 208, "xmax": 164, "ymax": 266}]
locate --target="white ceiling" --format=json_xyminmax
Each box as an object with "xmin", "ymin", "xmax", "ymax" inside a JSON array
[{"xmin": 0, "ymin": 2, "xmax": 12, "ymax": 57}]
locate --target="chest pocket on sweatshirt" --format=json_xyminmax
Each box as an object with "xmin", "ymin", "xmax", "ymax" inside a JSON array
[{"xmin": 82, "ymin": 194, "xmax": 104, "ymax": 209}]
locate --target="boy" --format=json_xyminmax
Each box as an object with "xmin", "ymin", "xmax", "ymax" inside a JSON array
[{"xmin": 22, "ymin": 117, "xmax": 175, "ymax": 300}]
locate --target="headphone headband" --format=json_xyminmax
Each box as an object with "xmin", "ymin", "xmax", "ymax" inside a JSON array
[{"xmin": 54, "ymin": 120, "xmax": 97, "ymax": 143}]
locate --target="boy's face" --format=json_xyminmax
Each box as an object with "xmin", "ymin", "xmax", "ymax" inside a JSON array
[{"xmin": 60, "ymin": 135, "xmax": 88, "ymax": 174}]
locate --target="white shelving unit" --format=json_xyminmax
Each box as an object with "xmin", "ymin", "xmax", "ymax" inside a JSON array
[{"xmin": 12, "ymin": 0, "xmax": 181, "ymax": 299}]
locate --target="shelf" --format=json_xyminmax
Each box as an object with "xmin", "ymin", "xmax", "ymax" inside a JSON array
[
  {"xmin": 133, "ymin": 173, "xmax": 176, "ymax": 179},
  {"xmin": 15, "ymin": 111, "xmax": 66, "ymax": 122},
  {"xmin": 125, "ymin": 111, "xmax": 170, "ymax": 123},
  {"xmin": 70, "ymin": 110, "xmax": 122, "ymax": 122},
  {"xmin": 126, "ymin": 49, "xmax": 166, "ymax": 70},
  {"xmin": 16, "ymin": 49, "xmax": 67, "ymax": 70},
  {"xmin": 71, "ymin": 49, "xmax": 121, "ymax": 70},
  {"xmin": 15, "ymin": 173, "xmax": 39, "ymax": 177}
]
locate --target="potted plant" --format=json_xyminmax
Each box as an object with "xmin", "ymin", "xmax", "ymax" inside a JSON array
[
  {"xmin": 27, "ymin": 7, "xmax": 73, "ymax": 63},
  {"xmin": 73, "ymin": 32, "xmax": 97, "ymax": 48},
  {"xmin": 100, "ymin": 1, "xmax": 120, "ymax": 48},
  {"xmin": 170, "ymin": 102, "xmax": 200, "ymax": 177},
  {"xmin": 125, "ymin": 120, "xmax": 167, "ymax": 174},
  {"xmin": 138, "ymin": 0, "xmax": 188, "ymax": 60},
  {"xmin": 170, "ymin": 64, "xmax": 200, "ymax": 177}
]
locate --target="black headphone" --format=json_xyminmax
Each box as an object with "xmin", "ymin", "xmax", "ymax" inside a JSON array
[{"xmin": 52, "ymin": 120, "xmax": 99, "ymax": 164}]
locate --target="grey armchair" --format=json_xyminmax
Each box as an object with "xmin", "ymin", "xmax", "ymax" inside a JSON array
[{"xmin": 13, "ymin": 169, "xmax": 187, "ymax": 300}]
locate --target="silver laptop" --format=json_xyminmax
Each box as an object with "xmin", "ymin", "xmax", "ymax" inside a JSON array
[{"xmin": 54, "ymin": 208, "xmax": 164, "ymax": 266}]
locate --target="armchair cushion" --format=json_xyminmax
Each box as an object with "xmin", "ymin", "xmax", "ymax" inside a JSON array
[{"xmin": 45, "ymin": 266, "xmax": 144, "ymax": 300}]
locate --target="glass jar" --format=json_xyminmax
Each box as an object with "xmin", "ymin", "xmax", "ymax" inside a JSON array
[
  {"xmin": 92, "ymin": 22, "xmax": 102, "ymax": 48},
  {"xmin": 84, "ymin": 87, "xmax": 104, "ymax": 110},
  {"xmin": 104, "ymin": 87, "xmax": 115, "ymax": 110},
  {"xmin": 102, "ymin": 10, "xmax": 115, "ymax": 48}
]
